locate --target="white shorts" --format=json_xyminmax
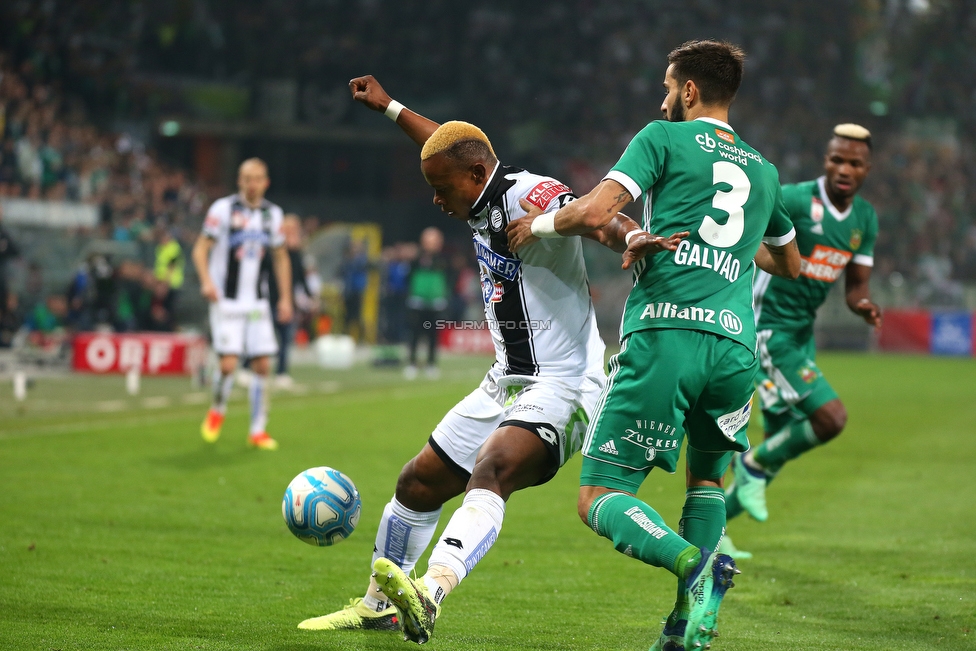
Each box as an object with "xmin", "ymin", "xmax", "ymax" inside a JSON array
[
  {"xmin": 429, "ymin": 369, "xmax": 606, "ymax": 484},
  {"xmin": 209, "ymin": 300, "xmax": 278, "ymax": 358}
]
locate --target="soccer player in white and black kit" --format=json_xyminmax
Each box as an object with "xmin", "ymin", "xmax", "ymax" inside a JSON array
[
  {"xmin": 192, "ymin": 158, "xmax": 292, "ymax": 451},
  {"xmin": 296, "ymin": 76, "xmax": 685, "ymax": 644}
]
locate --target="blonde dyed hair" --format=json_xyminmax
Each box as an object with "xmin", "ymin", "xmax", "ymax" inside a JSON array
[
  {"xmin": 833, "ymin": 123, "xmax": 872, "ymax": 146},
  {"xmin": 420, "ymin": 121, "xmax": 495, "ymax": 161}
]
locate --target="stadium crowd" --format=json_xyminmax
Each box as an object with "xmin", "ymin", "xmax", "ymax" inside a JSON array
[{"xmin": 0, "ymin": 0, "xmax": 974, "ymax": 352}]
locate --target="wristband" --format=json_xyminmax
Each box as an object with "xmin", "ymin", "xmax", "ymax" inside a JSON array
[
  {"xmin": 625, "ymin": 229, "xmax": 649, "ymax": 246},
  {"xmin": 530, "ymin": 213, "xmax": 559, "ymax": 238},
  {"xmin": 385, "ymin": 100, "xmax": 405, "ymax": 121}
]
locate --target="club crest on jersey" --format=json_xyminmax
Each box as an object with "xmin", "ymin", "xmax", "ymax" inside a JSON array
[
  {"xmin": 850, "ymin": 229, "xmax": 863, "ymax": 250},
  {"xmin": 474, "ymin": 240, "xmax": 521, "ymax": 281},
  {"xmin": 810, "ymin": 197, "xmax": 824, "ymax": 223},
  {"xmin": 799, "ymin": 365, "xmax": 818, "ymax": 384},
  {"xmin": 489, "ymin": 207, "xmax": 504, "ymax": 231},
  {"xmin": 231, "ymin": 210, "xmax": 247, "ymax": 229},
  {"xmin": 481, "ymin": 275, "xmax": 504, "ymax": 304}
]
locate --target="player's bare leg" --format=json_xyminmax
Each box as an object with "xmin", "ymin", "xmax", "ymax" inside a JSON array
[
  {"xmin": 202, "ymin": 354, "xmax": 237, "ymax": 442},
  {"xmin": 299, "ymin": 445, "xmax": 466, "ymax": 632},
  {"xmin": 374, "ymin": 426, "xmax": 551, "ymax": 643}
]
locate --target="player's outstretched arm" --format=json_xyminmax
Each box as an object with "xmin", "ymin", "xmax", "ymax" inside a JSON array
[
  {"xmin": 583, "ymin": 213, "xmax": 688, "ymax": 268},
  {"xmin": 755, "ymin": 239, "xmax": 800, "ymax": 279},
  {"xmin": 845, "ymin": 262, "xmax": 881, "ymax": 328},
  {"xmin": 582, "ymin": 213, "xmax": 643, "ymax": 253},
  {"xmin": 349, "ymin": 75, "xmax": 439, "ymax": 147},
  {"xmin": 508, "ymin": 179, "xmax": 634, "ymax": 252}
]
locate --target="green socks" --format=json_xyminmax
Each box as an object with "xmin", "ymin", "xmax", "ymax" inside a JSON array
[
  {"xmin": 753, "ymin": 420, "xmax": 821, "ymax": 473},
  {"xmin": 587, "ymin": 492, "xmax": 700, "ymax": 577},
  {"xmin": 674, "ymin": 487, "xmax": 727, "ymax": 617}
]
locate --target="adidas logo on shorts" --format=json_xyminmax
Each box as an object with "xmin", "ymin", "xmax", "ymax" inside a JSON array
[{"xmin": 598, "ymin": 440, "xmax": 618, "ymax": 456}]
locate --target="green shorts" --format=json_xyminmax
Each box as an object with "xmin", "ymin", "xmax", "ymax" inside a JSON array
[
  {"xmin": 754, "ymin": 328, "xmax": 839, "ymax": 433},
  {"xmin": 580, "ymin": 329, "xmax": 758, "ymax": 494}
]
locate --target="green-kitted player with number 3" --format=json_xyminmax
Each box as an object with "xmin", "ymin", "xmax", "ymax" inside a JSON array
[{"xmin": 509, "ymin": 40, "xmax": 801, "ymax": 650}]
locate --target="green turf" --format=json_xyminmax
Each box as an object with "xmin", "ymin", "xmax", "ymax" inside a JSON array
[{"xmin": 1, "ymin": 353, "xmax": 974, "ymax": 650}]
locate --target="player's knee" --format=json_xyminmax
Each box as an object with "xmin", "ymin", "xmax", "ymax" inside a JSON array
[
  {"xmin": 394, "ymin": 461, "xmax": 436, "ymax": 508},
  {"xmin": 470, "ymin": 449, "xmax": 525, "ymax": 497},
  {"xmin": 577, "ymin": 494, "xmax": 593, "ymax": 527},
  {"xmin": 813, "ymin": 403, "xmax": 847, "ymax": 441}
]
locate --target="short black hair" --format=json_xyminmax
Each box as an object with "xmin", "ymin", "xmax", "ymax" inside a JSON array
[
  {"xmin": 667, "ymin": 40, "xmax": 745, "ymax": 105},
  {"xmin": 441, "ymin": 139, "xmax": 497, "ymax": 168}
]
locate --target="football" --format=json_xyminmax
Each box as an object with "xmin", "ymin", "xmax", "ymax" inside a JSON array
[{"xmin": 281, "ymin": 467, "xmax": 362, "ymax": 546}]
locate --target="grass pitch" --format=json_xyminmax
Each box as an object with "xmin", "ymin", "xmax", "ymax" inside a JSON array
[{"xmin": 1, "ymin": 352, "xmax": 974, "ymax": 650}]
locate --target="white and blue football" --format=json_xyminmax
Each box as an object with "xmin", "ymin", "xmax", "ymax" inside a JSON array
[{"xmin": 282, "ymin": 466, "xmax": 362, "ymax": 546}]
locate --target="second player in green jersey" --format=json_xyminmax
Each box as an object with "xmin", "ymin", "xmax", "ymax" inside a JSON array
[{"xmin": 724, "ymin": 124, "xmax": 882, "ymax": 558}]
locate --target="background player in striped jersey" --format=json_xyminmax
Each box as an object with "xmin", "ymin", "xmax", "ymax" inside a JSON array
[
  {"xmin": 297, "ymin": 75, "xmax": 684, "ymax": 643},
  {"xmin": 192, "ymin": 158, "xmax": 292, "ymax": 451},
  {"xmin": 723, "ymin": 124, "xmax": 881, "ymax": 556}
]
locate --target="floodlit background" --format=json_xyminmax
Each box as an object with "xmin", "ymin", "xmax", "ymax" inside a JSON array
[{"xmin": 0, "ymin": 2, "xmax": 973, "ymax": 650}]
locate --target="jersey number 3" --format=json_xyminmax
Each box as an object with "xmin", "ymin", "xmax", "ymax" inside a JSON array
[{"xmin": 698, "ymin": 161, "xmax": 751, "ymax": 248}]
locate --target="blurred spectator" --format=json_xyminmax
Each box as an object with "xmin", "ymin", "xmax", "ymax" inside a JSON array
[
  {"xmin": 0, "ymin": 291, "xmax": 20, "ymax": 347},
  {"xmin": 302, "ymin": 215, "xmax": 320, "ymax": 240},
  {"xmin": 267, "ymin": 214, "xmax": 316, "ymax": 387},
  {"xmin": 153, "ymin": 225, "xmax": 185, "ymax": 317},
  {"xmin": 340, "ymin": 238, "xmax": 369, "ymax": 343},
  {"xmin": 137, "ymin": 269, "xmax": 174, "ymax": 332},
  {"xmin": 0, "ymin": 204, "xmax": 20, "ymax": 322},
  {"xmin": 449, "ymin": 250, "xmax": 479, "ymax": 323},
  {"xmin": 24, "ymin": 294, "xmax": 67, "ymax": 349},
  {"xmin": 405, "ymin": 227, "xmax": 448, "ymax": 380},
  {"xmin": 380, "ymin": 242, "xmax": 413, "ymax": 345}
]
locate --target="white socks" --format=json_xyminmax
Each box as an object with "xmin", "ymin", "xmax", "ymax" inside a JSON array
[
  {"xmin": 211, "ymin": 370, "xmax": 234, "ymax": 413},
  {"xmin": 248, "ymin": 374, "xmax": 268, "ymax": 435},
  {"xmin": 424, "ymin": 489, "xmax": 506, "ymax": 602},
  {"xmin": 363, "ymin": 497, "xmax": 442, "ymax": 611}
]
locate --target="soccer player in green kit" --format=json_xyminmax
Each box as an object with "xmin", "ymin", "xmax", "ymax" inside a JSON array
[
  {"xmin": 509, "ymin": 40, "xmax": 801, "ymax": 651},
  {"xmin": 723, "ymin": 124, "xmax": 881, "ymax": 555}
]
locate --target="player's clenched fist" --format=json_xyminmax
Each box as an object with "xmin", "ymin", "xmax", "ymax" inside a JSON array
[{"xmin": 348, "ymin": 75, "xmax": 393, "ymax": 112}]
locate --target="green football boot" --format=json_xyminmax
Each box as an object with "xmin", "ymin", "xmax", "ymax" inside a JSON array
[
  {"xmin": 717, "ymin": 534, "xmax": 753, "ymax": 560},
  {"xmin": 732, "ymin": 453, "xmax": 769, "ymax": 522},
  {"xmin": 683, "ymin": 550, "xmax": 739, "ymax": 650}
]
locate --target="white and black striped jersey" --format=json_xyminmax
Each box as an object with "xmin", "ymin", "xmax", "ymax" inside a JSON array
[
  {"xmin": 468, "ymin": 164, "xmax": 605, "ymax": 379},
  {"xmin": 202, "ymin": 194, "xmax": 285, "ymax": 305}
]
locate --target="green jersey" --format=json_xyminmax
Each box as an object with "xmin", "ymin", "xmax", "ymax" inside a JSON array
[
  {"xmin": 755, "ymin": 177, "xmax": 878, "ymax": 336},
  {"xmin": 607, "ymin": 118, "xmax": 795, "ymax": 352}
]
